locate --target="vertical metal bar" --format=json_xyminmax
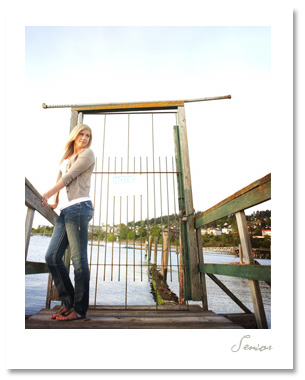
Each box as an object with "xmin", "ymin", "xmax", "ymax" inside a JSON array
[
  {"xmin": 158, "ymin": 157, "xmax": 164, "ymax": 277},
  {"xmin": 94, "ymin": 115, "xmax": 107, "ymax": 306},
  {"xmin": 140, "ymin": 194, "xmax": 143, "ymax": 282},
  {"xmin": 140, "ymin": 157, "xmax": 143, "ymax": 282},
  {"xmin": 111, "ymin": 196, "xmax": 115, "ymax": 281},
  {"xmin": 89, "ymin": 157, "xmax": 98, "ymax": 278},
  {"xmin": 165, "ymin": 156, "xmax": 173, "ymax": 281},
  {"xmin": 127, "ymin": 114, "xmax": 130, "ymax": 173},
  {"xmin": 111, "ymin": 157, "xmax": 117, "ymax": 281},
  {"xmin": 172, "ymin": 156, "xmax": 180, "ymax": 280},
  {"xmin": 133, "ymin": 195, "xmax": 136, "ymax": 282},
  {"xmin": 125, "ymin": 196, "xmax": 129, "ymax": 308},
  {"xmin": 151, "ymin": 115, "xmax": 158, "ymax": 310},
  {"xmin": 146, "ymin": 157, "xmax": 150, "ymax": 281},
  {"xmin": 118, "ymin": 195, "xmax": 122, "ymax": 281},
  {"xmin": 103, "ymin": 157, "xmax": 111, "ymax": 281}
]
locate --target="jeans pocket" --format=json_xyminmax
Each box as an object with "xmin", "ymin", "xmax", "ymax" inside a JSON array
[{"xmin": 84, "ymin": 201, "xmax": 94, "ymax": 221}]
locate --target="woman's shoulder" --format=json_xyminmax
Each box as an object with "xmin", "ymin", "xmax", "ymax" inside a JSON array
[{"xmin": 79, "ymin": 148, "xmax": 95, "ymax": 160}]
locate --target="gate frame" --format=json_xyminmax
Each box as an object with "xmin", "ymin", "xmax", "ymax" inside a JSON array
[{"xmin": 44, "ymin": 96, "xmax": 231, "ymax": 303}]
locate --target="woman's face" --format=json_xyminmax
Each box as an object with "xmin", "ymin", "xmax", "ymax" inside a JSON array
[{"xmin": 74, "ymin": 129, "xmax": 91, "ymax": 152}]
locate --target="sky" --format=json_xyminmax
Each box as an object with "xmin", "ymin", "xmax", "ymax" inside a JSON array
[{"xmin": 24, "ymin": 26, "xmax": 272, "ymax": 227}]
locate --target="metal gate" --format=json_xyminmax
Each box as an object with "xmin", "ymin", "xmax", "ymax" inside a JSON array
[
  {"xmin": 83, "ymin": 109, "xmax": 184, "ymax": 307},
  {"xmin": 44, "ymin": 97, "xmax": 231, "ymax": 308}
]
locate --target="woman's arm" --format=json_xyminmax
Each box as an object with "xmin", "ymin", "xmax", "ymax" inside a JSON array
[{"xmin": 41, "ymin": 179, "xmax": 66, "ymax": 208}]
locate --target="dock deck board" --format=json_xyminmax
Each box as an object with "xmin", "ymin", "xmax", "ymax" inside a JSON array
[{"xmin": 25, "ymin": 305, "xmax": 253, "ymax": 329}]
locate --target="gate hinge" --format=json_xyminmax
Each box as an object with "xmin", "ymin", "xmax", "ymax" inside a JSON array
[{"xmin": 180, "ymin": 209, "xmax": 195, "ymax": 222}]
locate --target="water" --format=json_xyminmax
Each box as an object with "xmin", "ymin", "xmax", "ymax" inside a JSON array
[{"xmin": 26, "ymin": 236, "xmax": 271, "ymax": 327}]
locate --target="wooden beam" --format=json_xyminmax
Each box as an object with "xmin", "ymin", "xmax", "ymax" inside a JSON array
[
  {"xmin": 196, "ymin": 174, "xmax": 271, "ymax": 228},
  {"xmin": 25, "ymin": 207, "xmax": 35, "ymax": 260},
  {"xmin": 196, "ymin": 228, "xmax": 208, "ymax": 310},
  {"xmin": 70, "ymin": 110, "xmax": 78, "ymax": 131},
  {"xmin": 236, "ymin": 211, "xmax": 268, "ymax": 329},
  {"xmin": 73, "ymin": 100, "xmax": 184, "ymax": 112},
  {"xmin": 207, "ymin": 273, "xmax": 252, "ymax": 314},
  {"xmin": 199, "ymin": 263, "xmax": 271, "ymax": 282},
  {"xmin": 42, "ymin": 95, "xmax": 231, "ymax": 112},
  {"xmin": 175, "ymin": 106, "xmax": 202, "ymax": 301},
  {"xmin": 25, "ymin": 178, "xmax": 58, "ymax": 226},
  {"xmin": 25, "ymin": 261, "xmax": 50, "ymax": 275}
]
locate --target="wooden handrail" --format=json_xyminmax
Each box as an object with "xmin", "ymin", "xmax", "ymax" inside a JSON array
[
  {"xmin": 25, "ymin": 177, "xmax": 58, "ymax": 225},
  {"xmin": 195, "ymin": 174, "xmax": 271, "ymax": 228},
  {"xmin": 25, "ymin": 177, "xmax": 58, "ymax": 275},
  {"xmin": 199, "ymin": 263, "xmax": 271, "ymax": 282}
]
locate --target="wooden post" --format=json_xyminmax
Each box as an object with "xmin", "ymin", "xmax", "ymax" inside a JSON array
[
  {"xmin": 179, "ymin": 239, "xmax": 185, "ymax": 305},
  {"xmin": 162, "ymin": 229, "xmax": 169, "ymax": 282},
  {"xmin": 235, "ymin": 211, "xmax": 268, "ymax": 328},
  {"xmin": 239, "ymin": 243, "xmax": 244, "ymax": 265},
  {"xmin": 46, "ymin": 109, "xmax": 78, "ymax": 306},
  {"xmin": 196, "ymin": 227, "xmax": 208, "ymax": 310},
  {"xmin": 78, "ymin": 112, "xmax": 83, "ymax": 125},
  {"xmin": 174, "ymin": 106, "xmax": 201, "ymax": 300},
  {"xmin": 70, "ymin": 110, "xmax": 78, "ymax": 131},
  {"xmin": 25, "ymin": 207, "xmax": 35, "ymax": 261}
]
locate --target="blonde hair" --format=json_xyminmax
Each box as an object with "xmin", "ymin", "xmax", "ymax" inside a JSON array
[{"xmin": 60, "ymin": 124, "xmax": 93, "ymax": 164}]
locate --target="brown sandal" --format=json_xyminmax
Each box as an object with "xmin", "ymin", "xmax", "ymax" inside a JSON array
[{"xmin": 50, "ymin": 307, "xmax": 70, "ymax": 320}]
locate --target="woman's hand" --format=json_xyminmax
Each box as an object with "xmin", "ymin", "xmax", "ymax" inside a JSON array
[
  {"xmin": 41, "ymin": 194, "xmax": 49, "ymax": 207},
  {"xmin": 41, "ymin": 179, "xmax": 65, "ymax": 208}
]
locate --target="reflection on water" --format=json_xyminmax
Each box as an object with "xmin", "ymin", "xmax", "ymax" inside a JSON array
[{"xmin": 26, "ymin": 236, "xmax": 271, "ymax": 327}]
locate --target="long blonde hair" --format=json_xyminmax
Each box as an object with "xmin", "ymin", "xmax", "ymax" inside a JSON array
[{"xmin": 60, "ymin": 124, "xmax": 93, "ymax": 164}]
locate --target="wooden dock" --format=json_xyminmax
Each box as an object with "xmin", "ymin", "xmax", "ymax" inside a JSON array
[{"xmin": 25, "ymin": 305, "xmax": 256, "ymax": 329}]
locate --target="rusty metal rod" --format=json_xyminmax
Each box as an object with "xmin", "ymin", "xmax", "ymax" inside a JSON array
[
  {"xmin": 93, "ymin": 171, "xmax": 181, "ymax": 174},
  {"xmin": 42, "ymin": 95, "xmax": 231, "ymax": 109}
]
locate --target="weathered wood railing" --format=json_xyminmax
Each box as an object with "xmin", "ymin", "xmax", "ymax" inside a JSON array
[
  {"xmin": 195, "ymin": 173, "xmax": 271, "ymax": 329},
  {"xmin": 25, "ymin": 177, "xmax": 57, "ymax": 275}
]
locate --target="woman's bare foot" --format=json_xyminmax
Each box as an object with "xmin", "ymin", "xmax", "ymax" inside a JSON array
[
  {"xmin": 56, "ymin": 309, "xmax": 84, "ymax": 321},
  {"xmin": 50, "ymin": 307, "xmax": 70, "ymax": 320}
]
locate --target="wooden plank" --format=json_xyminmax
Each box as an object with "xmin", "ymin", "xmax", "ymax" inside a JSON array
[
  {"xmin": 25, "ymin": 307, "xmax": 245, "ymax": 329},
  {"xmin": 25, "ymin": 261, "xmax": 50, "ymax": 275},
  {"xmin": 25, "ymin": 178, "xmax": 58, "ymax": 225},
  {"xmin": 196, "ymin": 174, "xmax": 271, "ymax": 228},
  {"xmin": 207, "ymin": 273, "xmax": 252, "ymax": 314},
  {"xmin": 25, "ymin": 207, "xmax": 35, "ymax": 260},
  {"xmin": 199, "ymin": 263, "xmax": 271, "ymax": 282},
  {"xmin": 196, "ymin": 227, "xmax": 208, "ymax": 310},
  {"xmin": 42, "ymin": 95, "xmax": 231, "ymax": 111},
  {"xmin": 73, "ymin": 100, "xmax": 185, "ymax": 112},
  {"xmin": 235, "ymin": 211, "xmax": 268, "ymax": 329}
]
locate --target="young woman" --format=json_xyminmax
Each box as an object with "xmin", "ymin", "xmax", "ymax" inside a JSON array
[{"xmin": 42, "ymin": 124, "xmax": 95, "ymax": 321}]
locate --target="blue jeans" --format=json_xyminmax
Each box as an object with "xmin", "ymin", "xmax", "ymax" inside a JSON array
[{"xmin": 45, "ymin": 201, "xmax": 94, "ymax": 317}]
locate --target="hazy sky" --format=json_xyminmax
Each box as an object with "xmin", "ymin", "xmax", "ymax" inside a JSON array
[{"xmin": 24, "ymin": 26, "xmax": 272, "ymax": 227}]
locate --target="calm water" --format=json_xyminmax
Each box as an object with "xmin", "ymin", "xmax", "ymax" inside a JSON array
[{"xmin": 26, "ymin": 236, "xmax": 271, "ymax": 327}]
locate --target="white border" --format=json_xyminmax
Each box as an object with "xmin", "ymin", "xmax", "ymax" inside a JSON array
[{"xmin": 4, "ymin": 0, "xmax": 295, "ymax": 372}]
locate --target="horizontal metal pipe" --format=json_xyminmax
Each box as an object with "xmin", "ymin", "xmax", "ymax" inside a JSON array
[
  {"xmin": 93, "ymin": 171, "xmax": 181, "ymax": 174},
  {"xmin": 41, "ymin": 95, "xmax": 231, "ymax": 110}
]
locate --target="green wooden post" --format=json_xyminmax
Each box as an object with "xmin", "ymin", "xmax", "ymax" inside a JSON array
[
  {"xmin": 236, "ymin": 210, "xmax": 268, "ymax": 329},
  {"xmin": 173, "ymin": 106, "xmax": 202, "ymax": 300}
]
